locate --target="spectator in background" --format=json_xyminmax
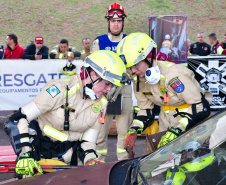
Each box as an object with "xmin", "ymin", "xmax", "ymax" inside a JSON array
[
  {"xmin": 80, "ymin": 38, "xmax": 92, "ymax": 60},
  {"xmin": 208, "ymin": 33, "xmax": 219, "ymax": 54},
  {"xmin": 4, "ymin": 33, "xmax": 25, "ymax": 59},
  {"xmin": 189, "ymin": 32, "xmax": 211, "ymax": 56},
  {"xmin": 22, "ymin": 35, "xmax": 49, "ymax": 60},
  {"xmin": 223, "ymin": 34, "xmax": 226, "ymax": 42},
  {"xmin": 0, "ymin": 45, "xmax": 4, "ymax": 59},
  {"xmin": 49, "ymin": 39, "xmax": 80, "ymax": 62}
]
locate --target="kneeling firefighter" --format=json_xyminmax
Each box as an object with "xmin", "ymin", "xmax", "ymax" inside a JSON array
[
  {"xmin": 4, "ymin": 50, "xmax": 127, "ymax": 176},
  {"xmin": 116, "ymin": 32, "xmax": 211, "ymax": 152}
]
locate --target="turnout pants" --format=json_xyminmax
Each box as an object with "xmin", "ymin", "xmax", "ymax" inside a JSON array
[{"xmin": 96, "ymin": 86, "xmax": 133, "ymax": 161}]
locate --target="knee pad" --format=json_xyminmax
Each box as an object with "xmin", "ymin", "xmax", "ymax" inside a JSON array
[{"xmin": 4, "ymin": 119, "xmax": 30, "ymax": 155}]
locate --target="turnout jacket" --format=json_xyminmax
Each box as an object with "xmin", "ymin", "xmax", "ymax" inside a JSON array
[
  {"xmin": 19, "ymin": 74, "xmax": 108, "ymax": 164},
  {"xmin": 50, "ymin": 45, "xmax": 78, "ymax": 59},
  {"xmin": 132, "ymin": 60, "xmax": 206, "ymax": 131}
]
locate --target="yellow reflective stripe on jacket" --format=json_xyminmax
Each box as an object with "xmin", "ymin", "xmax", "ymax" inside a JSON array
[
  {"xmin": 133, "ymin": 119, "xmax": 144, "ymax": 128},
  {"xmin": 62, "ymin": 76, "xmax": 72, "ymax": 82},
  {"xmin": 20, "ymin": 137, "xmax": 29, "ymax": 143},
  {"xmin": 100, "ymin": 95, "xmax": 107, "ymax": 105},
  {"xmin": 179, "ymin": 117, "xmax": 189, "ymax": 128},
  {"xmin": 67, "ymin": 52, "xmax": 72, "ymax": 57},
  {"xmin": 96, "ymin": 149, "xmax": 108, "ymax": 154},
  {"xmin": 62, "ymin": 76, "xmax": 72, "ymax": 81},
  {"xmin": 64, "ymin": 83, "xmax": 80, "ymax": 97},
  {"xmin": 160, "ymin": 75, "xmax": 166, "ymax": 81},
  {"xmin": 43, "ymin": 125, "xmax": 68, "ymax": 142},
  {"xmin": 162, "ymin": 103, "xmax": 191, "ymax": 112},
  {"xmin": 117, "ymin": 148, "xmax": 127, "ymax": 153},
  {"xmin": 133, "ymin": 106, "xmax": 140, "ymax": 112},
  {"xmin": 59, "ymin": 53, "xmax": 64, "ymax": 59},
  {"xmin": 158, "ymin": 60, "xmax": 174, "ymax": 68}
]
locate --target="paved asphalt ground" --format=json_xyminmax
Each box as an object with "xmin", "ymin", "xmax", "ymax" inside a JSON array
[{"xmin": 0, "ymin": 111, "xmax": 147, "ymax": 183}]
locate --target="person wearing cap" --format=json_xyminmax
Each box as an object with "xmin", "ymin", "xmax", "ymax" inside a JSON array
[
  {"xmin": 116, "ymin": 32, "xmax": 211, "ymax": 153},
  {"xmin": 93, "ymin": 3, "xmax": 133, "ymax": 161},
  {"xmin": 50, "ymin": 38, "xmax": 80, "ymax": 62},
  {"xmin": 4, "ymin": 50, "xmax": 127, "ymax": 176},
  {"xmin": 4, "ymin": 33, "xmax": 25, "ymax": 59},
  {"xmin": 22, "ymin": 35, "xmax": 49, "ymax": 60}
]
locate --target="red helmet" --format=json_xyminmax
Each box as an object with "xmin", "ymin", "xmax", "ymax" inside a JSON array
[{"xmin": 105, "ymin": 3, "xmax": 127, "ymax": 19}]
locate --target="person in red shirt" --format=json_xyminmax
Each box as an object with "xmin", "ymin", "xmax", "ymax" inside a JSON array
[{"xmin": 4, "ymin": 33, "xmax": 25, "ymax": 59}]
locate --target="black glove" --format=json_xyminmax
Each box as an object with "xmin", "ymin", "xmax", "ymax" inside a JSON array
[
  {"xmin": 9, "ymin": 108, "xmax": 26, "ymax": 122},
  {"xmin": 136, "ymin": 115, "xmax": 154, "ymax": 132}
]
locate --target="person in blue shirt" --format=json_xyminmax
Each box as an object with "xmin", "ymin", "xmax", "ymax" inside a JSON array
[{"xmin": 92, "ymin": 3, "xmax": 133, "ymax": 162}]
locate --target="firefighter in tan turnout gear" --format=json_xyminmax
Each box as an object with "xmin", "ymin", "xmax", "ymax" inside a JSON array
[
  {"xmin": 4, "ymin": 50, "xmax": 127, "ymax": 176},
  {"xmin": 92, "ymin": 3, "xmax": 133, "ymax": 161},
  {"xmin": 116, "ymin": 33, "xmax": 211, "ymax": 153},
  {"xmin": 49, "ymin": 38, "xmax": 80, "ymax": 62}
]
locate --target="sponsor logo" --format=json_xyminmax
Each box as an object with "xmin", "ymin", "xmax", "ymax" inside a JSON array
[{"xmin": 0, "ymin": 73, "xmax": 64, "ymax": 87}]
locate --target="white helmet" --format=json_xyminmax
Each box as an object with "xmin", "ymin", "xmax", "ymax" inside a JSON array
[{"xmin": 165, "ymin": 34, "xmax": 170, "ymax": 40}]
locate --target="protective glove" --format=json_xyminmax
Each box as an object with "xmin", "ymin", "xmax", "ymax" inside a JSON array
[
  {"xmin": 15, "ymin": 152, "xmax": 43, "ymax": 175},
  {"xmin": 85, "ymin": 159, "xmax": 104, "ymax": 166},
  {"xmin": 157, "ymin": 127, "xmax": 182, "ymax": 148},
  {"xmin": 9, "ymin": 108, "xmax": 26, "ymax": 122},
  {"xmin": 124, "ymin": 127, "xmax": 143, "ymax": 154}
]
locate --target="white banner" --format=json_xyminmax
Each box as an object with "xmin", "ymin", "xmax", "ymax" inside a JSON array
[{"xmin": 0, "ymin": 59, "xmax": 84, "ymax": 110}]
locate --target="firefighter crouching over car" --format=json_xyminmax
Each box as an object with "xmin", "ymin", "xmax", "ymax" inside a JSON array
[
  {"xmin": 116, "ymin": 32, "xmax": 211, "ymax": 153},
  {"xmin": 4, "ymin": 50, "xmax": 127, "ymax": 176}
]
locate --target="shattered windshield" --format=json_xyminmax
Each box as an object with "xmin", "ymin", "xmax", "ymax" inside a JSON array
[{"xmin": 137, "ymin": 110, "xmax": 226, "ymax": 185}]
